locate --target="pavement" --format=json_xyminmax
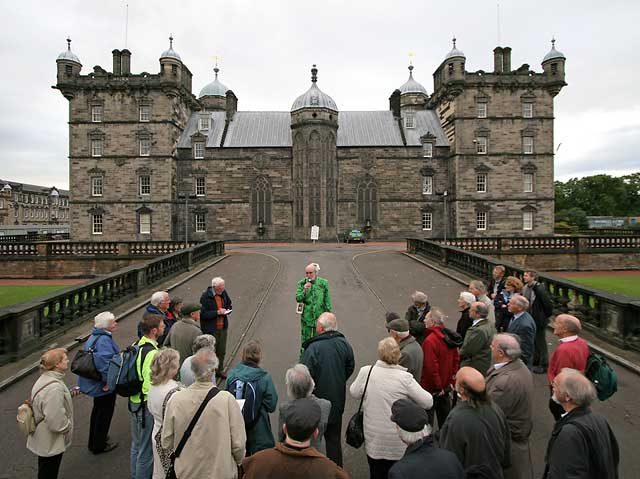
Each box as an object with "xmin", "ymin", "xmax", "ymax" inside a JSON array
[{"xmin": 0, "ymin": 243, "xmax": 638, "ymax": 478}]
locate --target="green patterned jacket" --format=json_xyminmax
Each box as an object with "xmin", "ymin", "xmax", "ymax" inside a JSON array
[{"xmin": 296, "ymin": 276, "xmax": 332, "ymax": 328}]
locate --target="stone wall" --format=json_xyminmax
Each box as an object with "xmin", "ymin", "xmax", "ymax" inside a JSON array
[
  {"xmin": 496, "ymin": 251, "xmax": 640, "ymax": 271},
  {"xmin": 1, "ymin": 257, "xmax": 149, "ymax": 279}
]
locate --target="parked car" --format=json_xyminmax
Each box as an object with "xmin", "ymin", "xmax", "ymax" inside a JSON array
[{"xmin": 344, "ymin": 228, "xmax": 365, "ymax": 243}]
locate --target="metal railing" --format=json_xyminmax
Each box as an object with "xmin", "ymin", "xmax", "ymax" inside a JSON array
[
  {"xmin": 407, "ymin": 237, "xmax": 640, "ymax": 352},
  {"xmin": 0, "ymin": 240, "xmax": 224, "ymax": 365}
]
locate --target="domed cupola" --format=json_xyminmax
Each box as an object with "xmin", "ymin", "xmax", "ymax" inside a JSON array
[
  {"xmin": 291, "ymin": 65, "xmax": 338, "ymax": 112},
  {"xmin": 445, "ymin": 37, "xmax": 466, "ymax": 60},
  {"xmin": 56, "ymin": 38, "xmax": 82, "ymax": 81},
  {"xmin": 542, "ymin": 38, "xmax": 566, "ymax": 63},
  {"xmin": 160, "ymin": 36, "xmax": 181, "ymax": 61},
  {"xmin": 198, "ymin": 66, "xmax": 230, "ymax": 110},
  {"xmin": 541, "ymin": 38, "xmax": 567, "ymax": 94},
  {"xmin": 399, "ymin": 65, "xmax": 428, "ymax": 95}
]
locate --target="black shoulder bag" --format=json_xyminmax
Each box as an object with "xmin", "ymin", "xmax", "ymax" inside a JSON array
[
  {"xmin": 346, "ymin": 365, "xmax": 374, "ymax": 449},
  {"xmin": 71, "ymin": 334, "xmax": 102, "ymax": 381},
  {"xmin": 166, "ymin": 387, "xmax": 220, "ymax": 479}
]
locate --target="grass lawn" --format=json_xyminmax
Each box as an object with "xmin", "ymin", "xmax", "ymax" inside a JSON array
[
  {"xmin": 0, "ymin": 285, "xmax": 70, "ymax": 308},
  {"xmin": 567, "ymin": 276, "xmax": 640, "ymax": 299}
]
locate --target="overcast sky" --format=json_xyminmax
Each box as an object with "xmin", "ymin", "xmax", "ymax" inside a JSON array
[{"xmin": 2, "ymin": 0, "xmax": 639, "ymax": 189}]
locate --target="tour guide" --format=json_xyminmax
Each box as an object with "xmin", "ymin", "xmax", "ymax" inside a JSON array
[{"xmin": 296, "ymin": 263, "xmax": 332, "ymax": 358}]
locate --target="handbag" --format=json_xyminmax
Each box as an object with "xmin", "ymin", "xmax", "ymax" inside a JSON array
[
  {"xmin": 154, "ymin": 386, "xmax": 181, "ymax": 474},
  {"xmin": 71, "ymin": 335, "xmax": 102, "ymax": 381},
  {"xmin": 345, "ymin": 365, "xmax": 374, "ymax": 449},
  {"xmin": 166, "ymin": 386, "xmax": 220, "ymax": 479}
]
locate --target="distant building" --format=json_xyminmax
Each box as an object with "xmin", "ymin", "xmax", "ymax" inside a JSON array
[
  {"xmin": 587, "ymin": 216, "xmax": 638, "ymax": 228},
  {"xmin": 0, "ymin": 180, "xmax": 70, "ymax": 227},
  {"xmin": 54, "ymin": 36, "xmax": 566, "ymax": 241}
]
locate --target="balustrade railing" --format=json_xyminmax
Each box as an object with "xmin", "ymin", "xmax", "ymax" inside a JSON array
[
  {"xmin": 0, "ymin": 240, "xmax": 225, "ymax": 365},
  {"xmin": 407, "ymin": 237, "xmax": 640, "ymax": 352},
  {"xmin": 0, "ymin": 233, "xmax": 70, "ymax": 243},
  {"xmin": 0, "ymin": 240, "xmax": 204, "ymax": 257}
]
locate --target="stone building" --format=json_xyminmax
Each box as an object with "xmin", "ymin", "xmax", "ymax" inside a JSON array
[
  {"xmin": 0, "ymin": 180, "xmax": 69, "ymax": 227},
  {"xmin": 54, "ymin": 37, "xmax": 566, "ymax": 241}
]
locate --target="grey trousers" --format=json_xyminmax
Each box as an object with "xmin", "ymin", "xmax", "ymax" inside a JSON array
[{"xmin": 504, "ymin": 438, "xmax": 533, "ymax": 479}]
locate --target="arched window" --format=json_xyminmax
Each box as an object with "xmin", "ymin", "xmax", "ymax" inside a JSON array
[
  {"xmin": 325, "ymin": 133, "xmax": 336, "ymax": 227},
  {"xmin": 251, "ymin": 176, "xmax": 272, "ymax": 224},
  {"xmin": 308, "ymin": 131, "xmax": 321, "ymax": 226},
  {"xmin": 357, "ymin": 177, "xmax": 377, "ymax": 223}
]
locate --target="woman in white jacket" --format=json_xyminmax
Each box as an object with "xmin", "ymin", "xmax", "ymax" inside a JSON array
[
  {"xmin": 350, "ymin": 337, "xmax": 433, "ymax": 479},
  {"xmin": 27, "ymin": 348, "xmax": 74, "ymax": 479}
]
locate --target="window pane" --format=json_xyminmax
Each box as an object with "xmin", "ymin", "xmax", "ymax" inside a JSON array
[
  {"xmin": 140, "ymin": 213, "xmax": 151, "ymax": 234},
  {"xmin": 405, "ymin": 114, "xmax": 415, "ymax": 128},
  {"xmin": 523, "ymin": 211, "xmax": 533, "ymax": 230},
  {"xmin": 477, "ymin": 103, "xmax": 487, "ymax": 118},
  {"xmin": 195, "ymin": 213, "xmax": 206, "ymax": 232},
  {"xmin": 422, "ymin": 176, "xmax": 433, "ymax": 195},
  {"xmin": 195, "ymin": 177, "xmax": 206, "ymax": 196},
  {"xmin": 422, "ymin": 212, "xmax": 432, "ymax": 230},
  {"xmin": 140, "ymin": 139, "xmax": 151, "ymax": 156},
  {"xmin": 194, "ymin": 142, "xmax": 205, "ymax": 159},
  {"xmin": 91, "ymin": 140, "xmax": 103, "ymax": 157},
  {"xmin": 476, "ymin": 173, "xmax": 487, "ymax": 193},
  {"xmin": 476, "ymin": 211, "xmax": 487, "ymax": 230},
  {"xmin": 92, "ymin": 177, "xmax": 103, "ymax": 196},
  {"xmin": 139, "ymin": 106, "xmax": 150, "ymax": 122},
  {"xmin": 139, "ymin": 176, "xmax": 150, "ymax": 195},
  {"xmin": 523, "ymin": 103, "xmax": 533, "ymax": 118},
  {"xmin": 524, "ymin": 173, "xmax": 534, "ymax": 192},
  {"xmin": 199, "ymin": 117, "xmax": 210, "ymax": 130},
  {"xmin": 476, "ymin": 137, "xmax": 487, "ymax": 154},
  {"xmin": 422, "ymin": 143, "xmax": 433, "ymax": 158},
  {"xmin": 92, "ymin": 214, "xmax": 103, "ymax": 234},
  {"xmin": 91, "ymin": 106, "xmax": 103, "ymax": 123},
  {"xmin": 523, "ymin": 137, "xmax": 534, "ymax": 154}
]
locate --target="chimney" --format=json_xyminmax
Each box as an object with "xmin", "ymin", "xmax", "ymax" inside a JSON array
[
  {"xmin": 112, "ymin": 49, "xmax": 121, "ymax": 75},
  {"xmin": 389, "ymin": 89, "xmax": 401, "ymax": 118},
  {"xmin": 226, "ymin": 90, "xmax": 238, "ymax": 120},
  {"xmin": 120, "ymin": 49, "xmax": 131, "ymax": 74},
  {"xmin": 503, "ymin": 47, "xmax": 512, "ymax": 72},
  {"xmin": 493, "ymin": 47, "xmax": 504, "ymax": 73}
]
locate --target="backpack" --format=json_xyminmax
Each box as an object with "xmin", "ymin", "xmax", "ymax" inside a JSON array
[
  {"xmin": 106, "ymin": 342, "xmax": 155, "ymax": 397},
  {"xmin": 226, "ymin": 378, "xmax": 263, "ymax": 428},
  {"xmin": 16, "ymin": 380, "xmax": 57, "ymax": 436},
  {"xmin": 585, "ymin": 352, "xmax": 617, "ymax": 401}
]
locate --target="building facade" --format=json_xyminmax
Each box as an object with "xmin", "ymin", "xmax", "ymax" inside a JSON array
[
  {"xmin": 55, "ymin": 37, "xmax": 566, "ymax": 241},
  {"xmin": 0, "ymin": 180, "xmax": 69, "ymax": 227}
]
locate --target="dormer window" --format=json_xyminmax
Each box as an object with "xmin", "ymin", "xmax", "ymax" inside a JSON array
[
  {"xmin": 91, "ymin": 106, "xmax": 103, "ymax": 123},
  {"xmin": 199, "ymin": 116, "xmax": 210, "ymax": 131},
  {"xmin": 405, "ymin": 113, "xmax": 415, "ymax": 129}
]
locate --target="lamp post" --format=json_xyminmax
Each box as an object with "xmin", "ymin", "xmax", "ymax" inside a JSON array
[
  {"xmin": 443, "ymin": 190, "xmax": 448, "ymax": 242},
  {"xmin": 178, "ymin": 193, "xmax": 197, "ymax": 247}
]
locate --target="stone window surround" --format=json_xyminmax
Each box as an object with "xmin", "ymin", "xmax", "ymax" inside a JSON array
[
  {"xmin": 88, "ymin": 129, "xmax": 105, "ymax": 157},
  {"xmin": 137, "ymin": 97, "xmax": 153, "ymax": 123},
  {"xmin": 194, "ymin": 141, "xmax": 205, "ymax": 159},
  {"xmin": 421, "ymin": 210, "xmax": 433, "ymax": 231},
  {"xmin": 88, "ymin": 206, "xmax": 105, "ymax": 235},
  {"xmin": 139, "ymin": 175, "xmax": 151, "ymax": 196},
  {"xmin": 421, "ymin": 174, "xmax": 433, "ymax": 195},
  {"xmin": 521, "ymin": 205, "xmax": 537, "ymax": 231},
  {"xmin": 195, "ymin": 176, "xmax": 206, "ymax": 196},
  {"xmin": 136, "ymin": 206, "xmax": 153, "ymax": 235},
  {"xmin": 194, "ymin": 210, "xmax": 206, "ymax": 232},
  {"xmin": 523, "ymin": 172, "xmax": 534, "ymax": 193},
  {"xmin": 91, "ymin": 176, "xmax": 103, "ymax": 196},
  {"xmin": 91, "ymin": 105, "xmax": 103, "ymax": 123},
  {"xmin": 474, "ymin": 127, "xmax": 490, "ymax": 154}
]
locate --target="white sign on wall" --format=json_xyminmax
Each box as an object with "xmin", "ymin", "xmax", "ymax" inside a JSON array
[{"xmin": 310, "ymin": 225, "xmax": 320, "ymax": 241}]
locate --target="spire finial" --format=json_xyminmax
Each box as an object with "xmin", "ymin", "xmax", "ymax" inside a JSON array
[
  {"xmin": 551, "ymin": 37, "xmax": 556, "ymax": 49},
  {"xmin": 169, "ymin": 35, "xmax": 174, "ymax": 49},
  {"xmin": 311, "ymin": 64, "xmax": 318, "ymax": 83},
  {"xmin": 452, "ymin": 36, "xmax": 457, "ymax": 48},
  {"xmin": 66, "ymin": 37, "xmax": 72, "ymax": 51}
]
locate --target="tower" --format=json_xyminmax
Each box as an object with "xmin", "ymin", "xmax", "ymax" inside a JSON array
[{"xmin": 290, "ymin": 65, "xmax": 339, "ymax": 240}]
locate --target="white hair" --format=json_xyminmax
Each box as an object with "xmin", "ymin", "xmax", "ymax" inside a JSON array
[
  {"xmin": 306, "ymin": 263, "xmax": 320, "ymax": 273},
  {"xmin": 459, "ymin": 292, "xmax": 476, "ymax": 305},
  {"xmin": 493, "ymin": 333, "xmax": 522, "ymax": 360},
  {"xmin": 191, "ymin": 347, "xmax": 219, "ymax": 382},
  {"xmin": 317, "ymin": 313, "xmax": 337, "ymax": 331},
  {"xmin": 285, "ymin": 364, "xmax": 315, "ymax": 399},
  {"xmin": 150, "ymin": 291, "xmax": 168, "ymax": 306},
  {"xmin": 511, "ymin": 294, "xmax": 530, "ymax": 310},
  {"xmin": 192, "ymin": 334, "xmax": 216, "ymax": 353},
  {"xmin": 411, "ymin": 291, "xmax": 428, "ymax": 304},
  {"xmin": 94, "ymin": 311, "xmax": 116, "ymax": 329},
  {"xmin": 428, "ymin": 307, "xmax": 446, "ymax": 325},
  {"xmin": 211, "ymin": 277, "xmax": 225, "ymax": 288},
  {"xmin": 397, "ymin": 424, "xmax": 432, "ymax": 444}
]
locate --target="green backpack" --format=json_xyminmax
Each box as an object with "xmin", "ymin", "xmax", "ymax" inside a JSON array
[{"xmin": 585, "ymin": 352, "xmax": 618, "ymax": 401}]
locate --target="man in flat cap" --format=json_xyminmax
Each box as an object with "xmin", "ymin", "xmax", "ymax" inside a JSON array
[
  {"xmin": 241, "ymin": 398, "xmax": 350, "ymax": 478},
  {"xmin": 387, "ymin": 317, "xmax": 423, "ymax": 382},
  {"xmin": 388, "ymin": 398, "xmax": 464, "ymax": 479},
  {"xmin": 164, "ymin": 302, "xmax": 202, "ymax": 367}
]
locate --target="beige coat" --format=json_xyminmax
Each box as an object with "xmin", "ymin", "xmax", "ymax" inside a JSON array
[
  {"xmin": 161, "ymin": 381, "xmax": 246, "ymax": 479},
  {"xmin": 26, "ymin": 371, "xmax": 73, "ymax": 457}
]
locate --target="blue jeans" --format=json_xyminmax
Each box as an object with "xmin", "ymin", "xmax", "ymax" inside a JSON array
[{"xmin": 129, "ymin": 403, "xmax": 154, "ymax": 479}]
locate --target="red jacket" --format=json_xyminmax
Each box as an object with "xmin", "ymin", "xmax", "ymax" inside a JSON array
[
  {"xmin": 420, "ymin": 325, "xmax": 459, "ymax": 393},
  {"xmin": 548, "ymin": 336, "xmax": 590, "ymax": 384}
]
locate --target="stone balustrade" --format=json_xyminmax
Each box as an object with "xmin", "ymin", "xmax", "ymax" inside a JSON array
[
  {"xmin": 407, "ymin": 237, "xmax": 640, "ymax": 353},
  {"xmin": 0, "ymin": 240, "xmax": 225, "ymax": 365},
  {"xmin": 0, "ymin": 240, "xmax": 202, "ymax": 257}
]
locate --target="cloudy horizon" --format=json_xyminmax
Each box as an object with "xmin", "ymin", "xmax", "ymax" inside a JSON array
[{"xmin": 1, "ymin": 0, "xmax": 638, "ymax": 189}]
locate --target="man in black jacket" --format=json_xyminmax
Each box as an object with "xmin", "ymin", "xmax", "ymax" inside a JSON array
[
  {"xmin": 544, "ymin": 368, "xmax": 619, "ymax": 479},
  {"xmin": 488, "ymin": 265, "xmax": 507, "ymax": 300},
  {"xmin": 199, "ymin": 276, "xmax": 232, "ymax": 377},
  {"xmin": 302, "ymin": 312, "xmax": 355, "ymax": 467},
  {"xmin": 388, "ymin": 398, "xmax": 464, "ymax": 479},
  {"xmin": 522, "ymin": 271, "xmax": 554, "ymax": 374}
]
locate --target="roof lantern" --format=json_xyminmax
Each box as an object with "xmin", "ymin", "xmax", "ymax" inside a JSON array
[
  {"xmin": 57, "ymin": 37, "xmax": 81, "ymax": 64},
  {"xmin": 291, "ymin": 64, "xmax": 338, "ymax": 111},
  {"xmin": 160, "ymin": 35, "xmax": 182, "ymax": 61}
]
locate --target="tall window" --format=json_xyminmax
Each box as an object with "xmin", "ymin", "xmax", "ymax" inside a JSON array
[
  {"xmin": 91, "ymin": 177, "xmax": 103, "ymax": 196},
  {"xmin": 195, "ymin": 176, "xmax": 206, "ymax": 196},
  {"xmin": 140, "ymin": 139, "xmax": 151, "ymax": 156},
  {"xmin": 357, "ymin": 178, "xmax": 378, "ymax": 223},
  {"xmin": 92, "ymin": 214, "xmax": 103, "ymax": 235},
  {"xmin": 476, "ymin": 211, "xmax": 487, "ymax": 231},
  {"xmin": 199, "ymin": 116, "xmax": 210, "ymax": 130},
  {"xmin": 523, "ymin": 136, "xmax": 534, "ymax": 154},
  {"xmin": 91, "ymin": 106, "xmax": 103, "ymax": 123},
  {"xmin": 405, "ymin": 113, "xmax": 415, "ymax": 129},
  {"xmin": 422, "ymin": 176, "xmax": 433, "ymax": 195},
  {"xmin": 476, "ymin": 173, "xmax": 487, "ymax": 193},
  {"xmin": 195, "ymin": 213, "xmax": 206, "ymax": 232},
  {"xmin": 523, "ymin": 211, "xmax": 533, "ymax": 230},
  {"xmin": 523, "ymin": 103, "xmax": 533, "ymax": 118},
  {"xmin": 139, "ymin": 105, "xmax": 150, "ymax": 122},
  {"xmin": 91, "ymin": 139, "xmax": 103, "ymax": 157},
  {"xmin": 194, "ymin": 142, "xmax": 205, "ymax": 159},
  {"xmin": 139, "ymin": 176, "xmax": 150, "ymax": 196},
  {"xmin": 252, "ymin": 176, "xmax": 272, "ymax": 224},
  {"xmin": 524, "ymin": 173, "xmax": 534, "ymax": 193},
  {"xmin": 476, "ymin": 137, "xmax": 487, "ymax": 155},
  {"xmin": 476, "ymin": 102, "xmax": 487, "ymax": 118},
  {"xmin": 139, "ymin": 213, "xmax": 151, "ymax": 234},
  {"xmin": 308, "ymin": 132, "xmax": 321, "ymax": 226},
  {"xmin": 422, "ymin": 143, "xmax": 433, "ymax": 158},
  {"xmin": 422, "ymin": 211, "xmax": 432, "ymax": 231}
]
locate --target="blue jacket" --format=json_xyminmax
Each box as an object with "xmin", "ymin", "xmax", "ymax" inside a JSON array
[
  {"xmin": 507, "ymin": 311, "xmax": 537, "ymax": 369},
  {"xmin": 77, "ymin": 328, "xmax": 119, "ymax": 397}
]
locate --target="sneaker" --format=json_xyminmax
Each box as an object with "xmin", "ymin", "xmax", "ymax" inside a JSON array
[{"xmin": 93, "ymin": 442, "xmax": 118, "ymax": 455}]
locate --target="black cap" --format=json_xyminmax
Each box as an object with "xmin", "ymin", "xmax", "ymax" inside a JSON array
[
  {"xmin": 385, "ymin": 311, "xmax": 401, "ymax": 323},
  {"xmin": 283, "ymin": 398, "xmax": 321, "ymax": 441},
  {"xmin": 390, "ymin": 398, "xmax": 428, "ymax": 432},
  {"xmin": 386, "ymin": 318, "xmax": 409, "ymax": 332},
  {"xmin": 182, "ymin": 303, "xmax": 201, "ymax": 316}
]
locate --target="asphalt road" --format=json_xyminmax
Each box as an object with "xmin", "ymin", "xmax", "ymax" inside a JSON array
[{"xmin": 1, "ymin": 245, "xmax": 638, "ymax": 478}]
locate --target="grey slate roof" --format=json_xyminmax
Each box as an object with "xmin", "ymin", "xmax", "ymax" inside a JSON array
[
  {"xmin": 0, "ymin": 179, "xmax": 69, "ymax": 196},
  {"xmin": 177, "ymin": 109, "xmax": 448, "ymax": 148}
]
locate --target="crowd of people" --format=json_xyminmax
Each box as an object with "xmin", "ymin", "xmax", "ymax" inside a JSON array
[{"xmin": 23, "ymin": 264, "xmax": 620, "ymax": 479}]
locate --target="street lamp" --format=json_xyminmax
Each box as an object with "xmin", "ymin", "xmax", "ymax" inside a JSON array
[
  {"xmin": 436, "ymin": 190, "xmax": 448, "ymax": 241},
  {"xmin": 178, "ymin": 193, "xmax": 197, "ymax": 247}
]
